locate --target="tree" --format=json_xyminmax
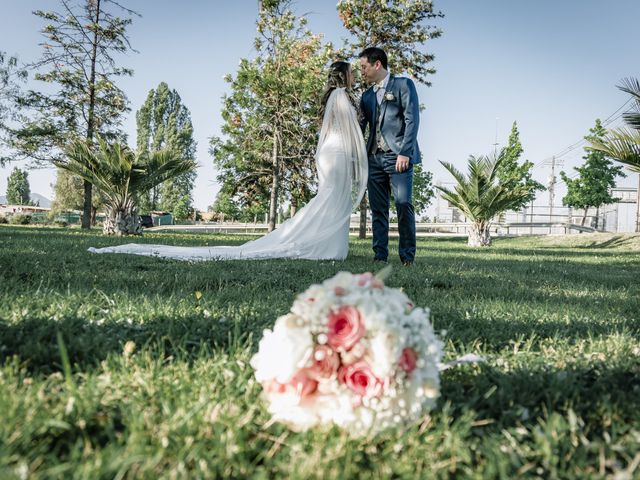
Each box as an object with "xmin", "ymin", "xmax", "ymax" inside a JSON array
[
  {"xmin": 413, "ymin": 164, "xmax": 435, "ymax": 218},
  {"xmin": 338, "ymin": 0, "xmax": 444, "ymax": 237},
  {"xmin": 51, "ymin": 168, "xmax": 84, "ymax": 212},
  {"xmin": 7, "ymin": 0, "xmax": 138, "ymax": 229},
  {"xmin": 391, "ymin": 163, "xmax": 434, "ymax": 219},
  {"xmin": 589, "ymin": 78, "xmax": 640, "ymax": 232},
  {"xmin": 51, "ymin": 168, "xmax": 105, "ymax": 217},
  {"xmin": 56, "ymin": 137, "xmax": 196, "ymax": 235},
  {"xmin": 136, "ymin": 82, "xmax": 197, "ymax": 219},
  {"xmin": 560, "ymin": 119, "xmax": 625, "ymax": 228},
  {"xmin": 6, "ymin": 167, "xmax": 31, "ymax": 205},
  {"xmin": 0, "ymin": 52, "xmax": 27, "ymax": 165},
  {"xmin": 436, "ymin": 152, "xmax": 535, "ymax": 247},
  {"xmin": 210, "ymin": 0, "xmax": 333, "ymax": 232},
  {"xmin": 496, "ymin": 121, "xmax": 545, "ymax": 211},
  {"xmin": 208, "ymin": 185, "xmax": 270, "ymax": 223}
]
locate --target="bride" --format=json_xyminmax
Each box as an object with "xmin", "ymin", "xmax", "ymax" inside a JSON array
[{"xmin": 88, "ymin": 61, "xmax": 368, "ymax": 261}]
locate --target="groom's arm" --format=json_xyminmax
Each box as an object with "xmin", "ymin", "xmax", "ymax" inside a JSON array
[{"xmin": 398, "ymin": 78, "xmax": 420, "ymax": 160}]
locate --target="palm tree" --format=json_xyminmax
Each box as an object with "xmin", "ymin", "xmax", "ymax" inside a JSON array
[
  {"xmin": 589, "ymin": 78, "xmax": 640, "ymax": 232},
  {"xmin": 56, "ymin": 137, "xmax": 197, "ymax": 235},
  {"xmin": 436, "ymin": 152, "xmax": 534, "ymax": 246}
]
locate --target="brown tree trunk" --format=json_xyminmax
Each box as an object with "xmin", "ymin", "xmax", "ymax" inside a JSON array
[
  {"xmin": 267, "ymin": 129, "xmax": 279, "ymax": 233},
  {"xmin": 358, "ymin": 196, "xmax": 367, "ymax": 239},
  {"xmin": 82, "ymin": 0, "xmax": 102, "ymax": 230},
  {"xmin": 581, "ymin": 207, "xmax": 589, "ymax": 227}
]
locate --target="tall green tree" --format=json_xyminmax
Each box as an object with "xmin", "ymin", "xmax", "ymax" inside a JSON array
[
  {"xmin": 338, "ymin": 0, "xmax": 443, "ymax": 86},
  {"xmin": 436, "ymin": 152, "xmax": 536, "ymax": 247},
  {"xmin": 51, "ymin": 169, "xmax": 84, "ymax": 213},
  {"xmin": 7, "ymin": 0, "xmax": 138, "ymax": 229},
  {"xmin": 0, "ymin": 52, "xmax": 27, "ymax": 165},
  {"xmin": 338, "ymin": 0, "xmax": 444, "ymax": 236},
  {"xmin": 589, "ymin": 78, "xmax": 640, "ymax": 232},
  {"xmin": 210, "ymin": 0, "xmax": 333, "ymax": 232},
  {"xmin": 136, "ymin": 82, "xmax": 197, "ymax": 219},
  {"xmin": 6, "ymin": 167, "xmax": 31, "ymax": 205},
  {"xmin": 496, "ymin": 121, "xmax": 545, "ymax": 211},
  {"xmin": 57, "ymin": 137, "xmax": 196, "ymax": 235},
  {"xmin": 561, "ymin": 119, "xmax": 626, "ymax": 228},
  {"xmin": 51, "ymin": 168, "xmax": 105, "ymax": 216}
]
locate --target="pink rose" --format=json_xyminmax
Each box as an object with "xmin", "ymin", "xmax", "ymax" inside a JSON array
[
  {"xmin": 263, "ymin": 379, "xmax": 287, "ymax": 394},
  {"xmin": 338, "ymin": 361, "xmax": 383, "ymax": 398},
  {"xmin": 287, "ymin": 370, "xmax": 318, "ymax": 397},
  {"xmin": 309, "ymin": 345, "xmax": 340, "ymax": 380},
  {"xmin": 399, "ymin": 347, "xmax": 418, "ymax": 374},
  {"xmin": 357, "ymin": 273, "xmax": 373, "ymax": 287},
  {"xmin": 263, "ymin": 370, "xmax": 318, "ymax": 398},
  {"xmin": 327, "ymin": 306, "xmax": 365, "ymax": 351},
  {"xmin": 334, "ymin": 286, "xmax": 347, "ymax": 296},
  {"xmin": 356, "ymin": 272, "xmax": 383, "ymax": 289}
]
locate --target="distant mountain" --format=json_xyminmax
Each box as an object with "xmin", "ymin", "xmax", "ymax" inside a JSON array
[
  {"xmin": 31, "ymin": 193, "xmax": 51, "ymax": 208},
  {"xmin": 0, "ymin": 193, "xmax": 52, "ymax": 208}
]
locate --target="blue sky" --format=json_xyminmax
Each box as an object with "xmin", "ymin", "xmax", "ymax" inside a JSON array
[{"xmin": 1, "ymin": 0, "xmax": 638, "ymax": 212}]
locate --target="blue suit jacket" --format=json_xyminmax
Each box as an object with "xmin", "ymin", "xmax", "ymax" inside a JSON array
[{"xmin": 359, "ymin": 75, "xmax": 421, "ymax": 164}]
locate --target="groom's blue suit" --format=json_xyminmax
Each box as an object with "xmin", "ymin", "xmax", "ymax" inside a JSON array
[{"xmin": 359, "ymin": 74, "xmax": 421, "ymax": 263}]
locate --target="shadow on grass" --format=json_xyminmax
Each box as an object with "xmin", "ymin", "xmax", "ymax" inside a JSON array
[
  {"xmin": 441, "ymin": 360, "xmax": 640, "ymax": 436},
  {"xmin": 0, "ymin": 312, "xmax": 266, "ymax": 375},
  {"xmin": 435, "ymin": 313, "xmax": 640, "ymax": 350}
]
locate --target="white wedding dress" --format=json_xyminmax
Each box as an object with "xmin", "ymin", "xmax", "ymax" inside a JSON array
[{"xmin": 88, "ymin": 88, "xmax": 368, "ymax": 261}]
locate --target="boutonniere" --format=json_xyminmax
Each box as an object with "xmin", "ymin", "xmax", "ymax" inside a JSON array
[{"xmin": 383, "ymin": 91, "xmax": 395, "ymax": 102}]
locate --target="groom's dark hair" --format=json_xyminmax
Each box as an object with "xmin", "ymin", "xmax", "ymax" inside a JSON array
[{"xmin": 359, "ymin": 47, "xmax": 388, "ymax": 70}]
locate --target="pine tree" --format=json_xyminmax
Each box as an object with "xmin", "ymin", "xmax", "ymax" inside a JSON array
[
  {"xmin": 7, "ymin": 0, "xmax": 138, "ymax": 229},
  {"xmin": 0, "ymin": 52, "xmax": 27, "ymax": 165},
  {"xmin": 338, "ymin": 0, "xmax": 444, "ymax": 236},
  {"xmin": 6, "ymin": 167, "xmax": 31, "ymax": 205},
  {"xmin": 496, "ymin": 121, "xmax": 545, "ymax": 211},
  {"xmin": 136, "ymin": 82, "xmax": 196, "ymax": 219},
  {"xmin": 561, "ymin": 119, "xmax": 626, "ymax": 228},
  {"xmin": 210, "ymin": 0, "xmax": 333, "ymax": 231}
]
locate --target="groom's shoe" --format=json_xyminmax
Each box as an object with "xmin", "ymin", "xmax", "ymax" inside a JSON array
[
  {"xmin": 401, "ymin": 260, "xmax": 414, "ymax": 267},
  {"xmin": 373, "ymin": 257, "xmax": 388, "ymax": 265}
]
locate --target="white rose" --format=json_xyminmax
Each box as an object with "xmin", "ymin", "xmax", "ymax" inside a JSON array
[
  {"xmin": 250, "ymin": 315, "xmax": 314, "ymax": 383},
  {"xmin": 367, "ymin": 329, "xmax": 402, "ymax": 378}
]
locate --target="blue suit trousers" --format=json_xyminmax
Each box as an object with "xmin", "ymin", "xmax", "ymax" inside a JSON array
[{"xmin": 367, "ymin": 151, "xmax": 416, "ymax": 262}]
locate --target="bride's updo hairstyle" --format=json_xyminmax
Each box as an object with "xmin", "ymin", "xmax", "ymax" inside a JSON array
[{"xmin": 319, "ymin": 61, "xmax": 353, "ymax": 121}]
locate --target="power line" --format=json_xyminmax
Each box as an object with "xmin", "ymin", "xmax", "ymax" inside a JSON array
[{"xmin": 533, "ymin": 99, "xmax": 632, "ymax": 169}]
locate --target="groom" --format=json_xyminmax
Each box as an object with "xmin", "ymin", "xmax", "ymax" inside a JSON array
[{"xmin": 359, "ymin": 47, "xmax": 421, "ymax": 266}]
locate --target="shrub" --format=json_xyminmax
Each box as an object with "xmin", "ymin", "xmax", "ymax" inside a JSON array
[
  {"xmin": 0, "ymin": 216, "xmax": 8, "ymax": 224},
  {"xmin": 10, "ymin": 214, "xmax": 32, "ymax": 225}
]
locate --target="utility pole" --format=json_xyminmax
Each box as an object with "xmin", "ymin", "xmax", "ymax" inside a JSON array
[
  {"xmin": 543, "ymin": 156, "xmax": 563, "ymax": 231},
  {"xmin": 636, "ymin": 173, "xmax": 640, "ymax": 233},
  {"xmin": 493, "ymin": 117, "xmax": 499, "ymax": 157},
  {"xmin": 435, "ymin": 180, "xmax": 441, "ymax": 222}
]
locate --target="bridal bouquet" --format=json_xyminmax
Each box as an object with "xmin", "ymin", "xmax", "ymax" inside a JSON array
[{"xmin": 250, "ymin": 271, "xmax": 443, "ymax": 435}]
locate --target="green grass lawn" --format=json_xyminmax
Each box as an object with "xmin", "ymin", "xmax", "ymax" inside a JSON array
[{"xmin": 1, "ymin": 225, "xmax": 639, "ymax": 479}]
